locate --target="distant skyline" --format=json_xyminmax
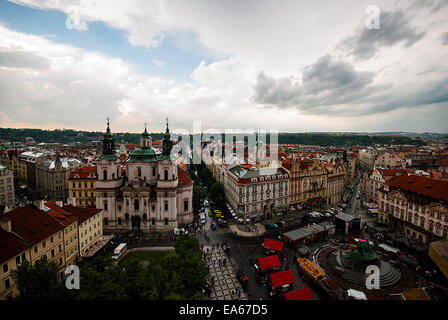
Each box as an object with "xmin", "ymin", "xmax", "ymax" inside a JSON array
[{"xmin": 0, "ymin": 0, "xmax": 447, "ymax": 133}]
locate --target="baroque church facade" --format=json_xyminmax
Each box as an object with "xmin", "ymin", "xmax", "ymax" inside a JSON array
[{"xmin": 96, "ymin": 120, "xmax": 194, "ymax": 232}]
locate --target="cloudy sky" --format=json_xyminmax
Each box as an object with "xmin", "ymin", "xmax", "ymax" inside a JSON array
[{"xmin": 0, "ymin": 0, "xmax": 447, "ymax": 133}]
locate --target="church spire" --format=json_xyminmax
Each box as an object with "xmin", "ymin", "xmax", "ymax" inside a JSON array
[
  {"xmin": 162, "ymin": 118, "xmax": 172, "ymax": 156},
  {"xmin": 102, "ymin": 117, "xmax": 115, "ymax": 155}
]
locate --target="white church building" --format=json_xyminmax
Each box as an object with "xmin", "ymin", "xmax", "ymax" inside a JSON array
[{"xmin": 96, "ymin": 120, "xmax": 194, "ymax": 232}]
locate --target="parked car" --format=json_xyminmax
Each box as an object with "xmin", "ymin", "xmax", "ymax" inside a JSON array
[
  {"xmin": 277, "ymin": 221, "xmax": 286, "ymax": 227},
  {"xmin": 210, "ymin": 222, "xmax": 217, "ymax": 230},
  {"xmin": 217, "ymin": 219, "xmax": 228, "ymax": 227},
  {"xmin": 266, "ymin": 223, "xmax": 278, "ymax": 230},
  {"xmin": 174, "ymin": 228, "xmax": 188, "ymax": 235},
  {"xmin": 323, "ymin": 212, "xmax": 332, "ymax": 217}
]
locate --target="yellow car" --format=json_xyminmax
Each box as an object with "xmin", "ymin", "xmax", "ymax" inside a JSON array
[{"xmin": 214, "ymin": 210, "xmax": 221, "ymax": 214}]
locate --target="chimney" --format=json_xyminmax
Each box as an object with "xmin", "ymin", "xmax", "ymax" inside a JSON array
[{"xmin": 0, "ymin": 217, "xmax": 12, "ymax": 233}]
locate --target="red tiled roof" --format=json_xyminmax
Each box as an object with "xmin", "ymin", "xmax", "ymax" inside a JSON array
[
  {"xmin": 44, "ymin": 201, "xmax": 78, "ymax": 226},
  {"xmin": 62, "ymin": 205, "xmax": 102, "ymax": 224},
  {"xmin": 0, "ymin": 227, "xmax": 29, "ymax": 263},
  {"xmin": 386, "ymin": 174, "xmax": 448, "ymax": 201},
  {"xmin": 284, "ymin": 287, "xmax": 313, "ymax": 300},
  {"xmin": 263, "ymin": 238, "xmax": 284, "ymax": 252},
  {"xmin": 69, "ymin": 166, "xmax": 97, "ymax": 179},
  {"xmin": 270, "ymin": 269, "xmax": 295, "ymax": 287},
  {"xmin": 4, "ymin": 205, "xmax": 64, "ymax": 245},
  {"xmin": 258, "ymin": 255, "xmax": 281, "ymax": 271},
  {"xmin": 178, "ymin": 168, "xmax": 193, "ymax": 187}
]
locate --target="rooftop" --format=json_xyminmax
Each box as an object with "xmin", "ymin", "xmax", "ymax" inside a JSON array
[{"xmin": 4, "ymin": 205, "xmax": 64, "ymax": 245}]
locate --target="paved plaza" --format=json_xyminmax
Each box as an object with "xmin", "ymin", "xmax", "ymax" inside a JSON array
[{"xmin": 203, "ymin": 245, "xmax": 248, "ymax": 300}]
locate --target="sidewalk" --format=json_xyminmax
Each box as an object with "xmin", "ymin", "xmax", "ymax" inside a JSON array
[
  {"xmin": 204, "ymin": 245, "xmax": 248, "ymax": 300},
  {"xmin": 229, "ymin": 223, "xmax": 266, "ymax": 238}
]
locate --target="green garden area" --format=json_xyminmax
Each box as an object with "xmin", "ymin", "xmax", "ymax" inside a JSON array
[{"xmin": 11, "ymin": 236, "xmax": 207, "ymax": 300}]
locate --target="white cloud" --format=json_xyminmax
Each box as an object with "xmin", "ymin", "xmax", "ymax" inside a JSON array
[
  {"xmin": 152, "ymin": 58, "xmax": 164, "ymax": 67},
  {"xmin": 2, "ymin": 0, "xmax": 448, "ymax": 133}
]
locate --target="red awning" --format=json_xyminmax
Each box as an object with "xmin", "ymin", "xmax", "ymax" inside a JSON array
[
  {"xmin": 284, "ymin": 288, "xmax": 313, "ymax": 300},
  {"xmin": 258, "ymin": 255, "xmax": 281, "ymax": 271},
  {"xmin": 263, "ymin": 238, "xmax": 284, "ymax": 252},
  {"xmin": 270, "ymin": 269, "xmax": 295, "ymax": 287}
]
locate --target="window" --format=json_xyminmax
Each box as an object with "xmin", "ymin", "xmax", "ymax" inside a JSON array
[
  {"xmin": 152, "ymin": 219, "xmax": 155, "ymax": 225},
  {"xmin": 42, "ymin": 240, "xmax": 46, "ymax": 249},
  {"xmin": 104, "ymin": 201, "xmax": 108, "ymax": 211},
  {"xmin": 164, "ymin": 218, "xmax": 168, "ymax": 225},
  {"xmin": 50, "ymin": 236, "xmax": 54, "ymax": 243},
  {"xmin": 34, "ymin": 246, "xmax": 38, "ymax": 254},
  {"xmin": 184, "ymin": 200, "xmax": 189, "ymax": 211},
  {"xmin": 153, "ymin": 167, "xmax": 156, "ymax": 176},
  {"xmin": 134, "ymin": 199, "xmax": 139, "ymax": 211},
  {"xmin": 103, "ymin": 170, "xmax": 107, "ymax": 180},
  {"xmin": 4, "ymin": 278, "xmax": 10, "ymax": 290},
  {"xmin": 164, "ymin": 202, "xmax": 168, "ymax": 212},
  {"xmin": 138, "ymin": 167, "xmax": 142, "ymax": 177},
  {"xmin": 3, "ymin": 263, "xmax": 9, "ymax": 273},
  {"xmin": 164, "ymin": 169, "xmax": 168, "ymax": 180}
]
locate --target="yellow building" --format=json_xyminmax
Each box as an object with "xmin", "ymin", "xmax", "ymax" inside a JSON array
[
  {"xmin": 0, "ymin": 221, "xmax": 29, "ymax": 300},
  {"xmin": 3, "ymin": 205, "xmax": 66, "ymax": 287},
  {"xmin": 325, "ymin": 162, "xmax": 346, "ymax": 206},
  {"xmin": 44, "ymin": 201, "xmax": 80, "ymax": 265},
  {"xmin": 298, "ymin": 159, "xmax": 327, "ymax": 210},
  {"xmin": 68, "ymin": 166, "xmax": 97, "ymax": 208},
  {"xmin": 62, "ymin": 205, "xmax": 103, "ymax": 257}
]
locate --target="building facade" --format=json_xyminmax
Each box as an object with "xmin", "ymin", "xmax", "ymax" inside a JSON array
[
  {"xmin": 0, "ymin": 165, "xmax": 14, "ymax": 209},
  {"xmin": 225, "ymin": 165, "xmax": 289, "ymax": 219},
  {"xmin": 378, "ymin": 174, "xmax": 448, "ymax": 244},
  {"xmin": 67, "ymin": 166, "xmax": 97, "ymax": 208},
  {"xmin": 36, "ymin": 157, "xmax": 81, "ymax": 202},
  {"xmin": 96, "ymin": 121, "xmax": 194, "ymax": 232}
]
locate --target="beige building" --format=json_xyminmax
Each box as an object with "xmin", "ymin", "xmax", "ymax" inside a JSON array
[
  {"xmin": 0, "ymin": 165, "xmax": 15, "ymax": 209},
  {"xmin": 3, "ymin": 205, "xmax": 66, "ymax": 282},
  {"xmin": 225, "ymin": 164, "xmax": 289, "ymax": 219},
  {"xmin": 62, "ymin": 205, "xmax": 103, "ymax": 257},
  {"xmin": 36, "ymin": 157, "xmax": 81, "ymax": 202},
  {"xmin": 44, "ymin": 201, "xmax": 80, "ymax": 265},
  {"xmin": 67, "ymin": 166, "xmax": 97, "ymax": 208},
  {"xmin": 0, "ymin": 222, "xmax": 29, "ymax": 300},
  {"xmin": 378, "ymin": 174, "xmax": 448, "ymax": 244},
  {"xmin": 325, "ymin": 162, "xmax": 346, "ymax": 206},
  {"xmin": 18, "ymin": 150, "xmax": 53, "ymax": 191}
]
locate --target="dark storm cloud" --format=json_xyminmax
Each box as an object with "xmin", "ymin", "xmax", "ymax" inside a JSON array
[
  {"xmin": 253, "ymin": 55, "xmax": 448, "ymax": 117},
  {"xmin": 253, "ymin": 55, "xmax": 375, "ymax": 112},
  {"xmin": 340, "ymin": 10, "xmax": 425, "ymax": 60},
  {"xmin": 409, "ymin": 0, "xmax": 448, "ymax": 12},
  {"xmin": 441, "ymin": 32, "xmax": 448, "ymax": 45},
  {"xmin": 0, "ymin": 49, "xmax": 50, "ymax": 70}
]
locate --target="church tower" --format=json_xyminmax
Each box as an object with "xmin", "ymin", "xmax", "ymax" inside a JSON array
[
  {"xmin": 140, "ymin": 123, "xmax": 152, "ymax": 148},
  {"xmin": 96, "ymin": 118, "xmax": 122, "ymax": 231},
  {"xmin": 162, "ymin": 118, "xmax": 173, "ymax": 156}
]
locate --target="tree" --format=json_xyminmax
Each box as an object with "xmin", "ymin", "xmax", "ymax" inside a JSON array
[{"xmin": 12, "ymin": 258, "xmax": 72, "ymax": 300}]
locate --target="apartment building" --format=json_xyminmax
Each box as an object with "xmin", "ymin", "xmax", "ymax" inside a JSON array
[
  {"xmin": 62, "ymin": 205, "xmax": 103, "ymax": 257},
  {"xmin": 3, "ymin": 205, "xmax": 65, "ymax": 281},
  {"xmin": 378, "ymin": 174, "xmax": 448, "ymax": 244},
  {"xmin": 44, "ymin": 201, "xmax": 80, "ymax": 265},
  {"xmin": 0, "ymin": 223, "xmax": 29, "ymax": 300},
  {"xmin": 225, "ymin": 165, "xmax": 289, "ymax": 219},
  {"xmin": 0, "ymin": 165, "xmax": 15, "ymax": 208},
  {"xmin": 67, "ymin": 166, "xmax": 97, "ymax": 207},
  {"xmin": 36, "ymin": 157, "xmax": 81, "ymax": 202}
]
